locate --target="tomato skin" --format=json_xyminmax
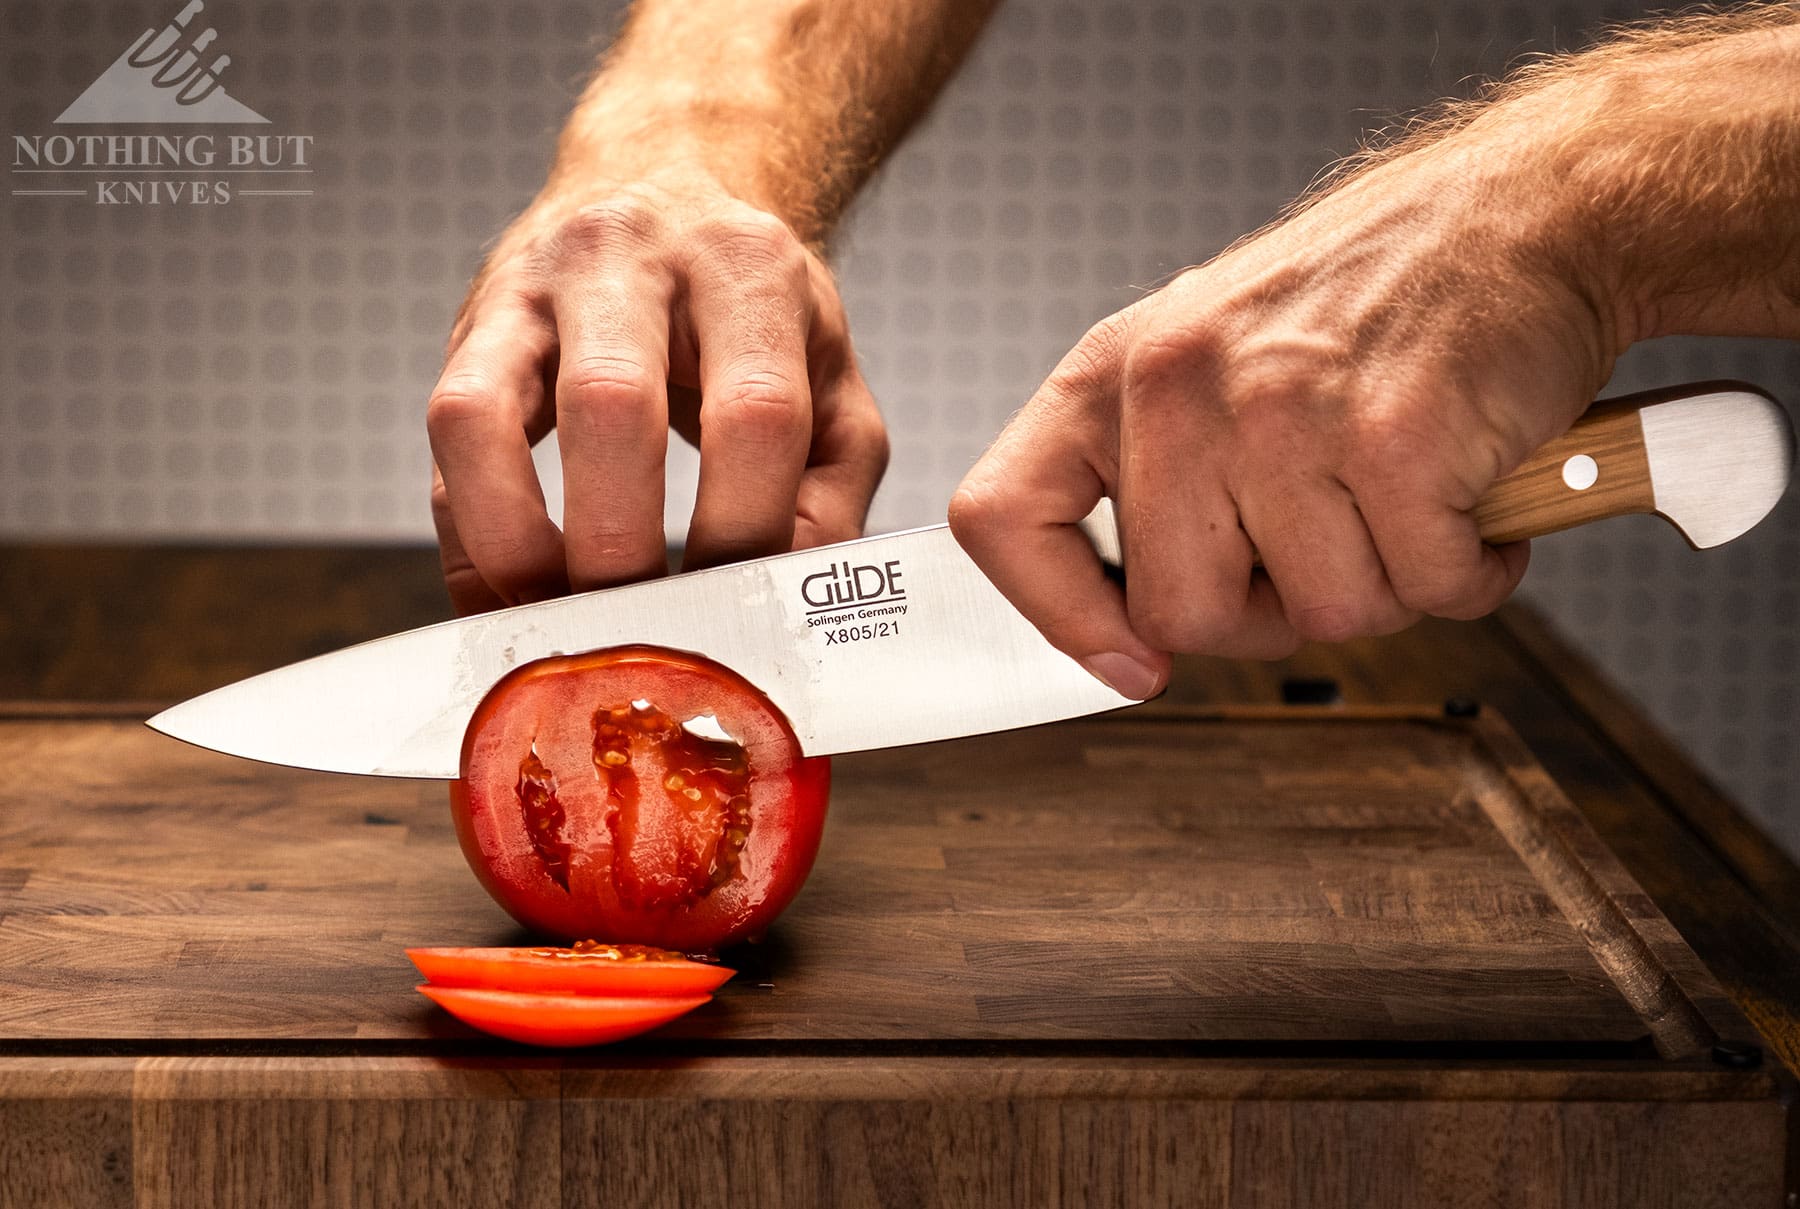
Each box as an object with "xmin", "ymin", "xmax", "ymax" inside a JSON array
[
  {"xmin": 450, "ymin": 646, "xmax": 830, "ymax": 952},
  {"xmin": 418, "ymin": 985, "xmax": 708, "ymax": 1047},
  {"xmin": 406, "ymin": 946, "xmax": 734, "ymax": 997}
]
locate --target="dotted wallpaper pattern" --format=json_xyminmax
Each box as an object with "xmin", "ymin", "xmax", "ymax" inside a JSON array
[{"xmin": 3, "ymin": 0, "xmax": 1797, "ymax": 855}]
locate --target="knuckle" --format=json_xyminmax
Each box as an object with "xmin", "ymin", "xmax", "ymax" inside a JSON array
[
  {"xmin": 1127, "ymin": 597, "xmax": 1231, "ymax": 654},
  {"xmin": 1444, "ymin": 582, "xmax": 1510, "ymax": 621},
  {"xmin": 1045, "ymin": 313, "xmax": 1132, "ymax": 400},
  {"xmin": 947, "ymin": 477, "xmax": 1014, "ymax": 550},
  {"xmin": 462, "ymin": 527, "xmax": 554, "ymax": 588},
  {"xmin": 1286, "ymin": 600, "xmax": 1369, "ymax": 644},
  {"xmin": 710, "ymin": 376, "xmax": 810, "ymax": 453},
  {"xmin": 1342, "ymin": 402, "xmax": 1446, "ymax": 494},
  {"xmin": 424, "ymin": 381, "xmax": 492, "ymax": 435},
  {"xmin": 720, "ymin": 205, "xmax": 796, "ymax": 248},
  {"xmin": 1119, "ymin": 320, "xmax": 1225, "ymax": 404},
  {"xmin": 698, "ymin": 208, "xmax": 806, "ymax": 276},
  {"xmin": 562, "ymin": 195, "xmax": 663, "ymax": 250},
  {"xmin": 559, "ymin": 356, "xmax": 660, "ymax": 417},
  {"xmin": 1392, "ymin": 574, "xmax": 1482, "ymax": 619}
]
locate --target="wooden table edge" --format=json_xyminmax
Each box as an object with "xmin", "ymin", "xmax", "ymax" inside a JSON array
[{"xmin": 0, "ymin": 1053, "xmax": 1785, "ymax": 1103}]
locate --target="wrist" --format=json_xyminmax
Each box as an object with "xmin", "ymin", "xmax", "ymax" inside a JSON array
[
  {"xmin": 540, "ymin": 84, "xmax": 824, "ymax": 239},
  {"xmin": 1378, "ymin": 116, "xmax": 1636, "ymax": 374},
  {"xmin": 1529, "ymin": 68, "xmax": 1689, "ymax": 347},
  {"xmin": 1449, "ymin": 80, "xmax": 1645, "ymax": 354},
  {"xmin": 1525, "ymin": 22, "xmax": 1800, "ymax": 342}
]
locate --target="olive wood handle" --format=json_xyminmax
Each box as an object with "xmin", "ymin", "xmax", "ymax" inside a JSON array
[
  {"xmin": 1472, "ymin": 381, "xmax": 1792, "ymax": 548},
  {"xmin": 1471, "ymin": 399, "xmax": 1656, "ymax": 544},
  {"xmin": 1080, "ymin": 381, "xmax": 1792, "ymax": 563}
]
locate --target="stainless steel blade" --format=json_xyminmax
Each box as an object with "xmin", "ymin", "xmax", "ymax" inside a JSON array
[{"xmin": 147, "ymin": 523, "xmax": 1136, "ymax": 777}]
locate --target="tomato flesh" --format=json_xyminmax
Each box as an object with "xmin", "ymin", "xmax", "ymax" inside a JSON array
[
  {"xmin": 595, "ymin": 699, "xmax": 751, "ymax": 908},
  {"xmin": 517, "ymin": 748, "xmax": 569, "ymax": 889},
  {"xmin": 451, "ymin": 646, "xmax": 830, "ymax": 951},
  {"xmin": 406, "ymin": 944, "xmax": 734, "ymax": 997},
  {"xmin": 418, "ymin": 985, "xmax": 707, "ymax": 1047}
]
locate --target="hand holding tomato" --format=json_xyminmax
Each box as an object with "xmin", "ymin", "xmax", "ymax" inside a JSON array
[
  {"xmin": 423, "ymin": 0, "xmax": 1027, "ymax": 612},
  {"xmin": 427, "ymin": 169, "xmax": 889, "ymax": 614}
]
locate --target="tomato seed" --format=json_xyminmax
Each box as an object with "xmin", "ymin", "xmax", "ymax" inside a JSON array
[{"xmin": 588, "ymin": 696, "xmax": 759, "ymax": 908}]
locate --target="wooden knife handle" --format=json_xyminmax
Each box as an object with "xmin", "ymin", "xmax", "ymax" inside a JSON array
[
  {"xmin": 1472, "ymin": 381, "xmax": 1793, "ymax": 546},
  {"xmin": 1080, "ymin": 381, "xmax": 1790, "ymax": 564},
  {"xmin": 1471, "ymin": 398, "xmax": 1657, "ymax": 545}
]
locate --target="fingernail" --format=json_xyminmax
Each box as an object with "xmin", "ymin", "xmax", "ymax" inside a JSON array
[{"xmin": 1080, "ymin": 651, "xmax": 1163, "ymax": 701}]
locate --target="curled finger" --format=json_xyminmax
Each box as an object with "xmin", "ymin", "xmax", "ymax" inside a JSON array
[{"xmin": 425, "ymin": 303, "xmax": 566, "ymax": 609}]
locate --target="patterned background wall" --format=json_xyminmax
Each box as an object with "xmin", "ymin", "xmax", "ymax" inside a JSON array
[{"xmin": 4, "ymin": 0, "xmax": 1797, "ymax": 855}]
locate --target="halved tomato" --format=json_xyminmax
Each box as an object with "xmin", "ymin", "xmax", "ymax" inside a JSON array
[
  {"xmin": 418, "ymin": 985, "xmax": 708, "ymax": 1047},
  {"xmin": 406, "ymin": 943, "xmax": 734, "ymax": 997},
  {"xmin": 451, "ymin": 645, "xmax": 830, "ymax": 951}
]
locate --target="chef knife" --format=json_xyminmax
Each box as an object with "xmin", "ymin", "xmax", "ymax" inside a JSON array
[{"xmin": 149, "ymin": 381, "xmax": 1792, "ymax": 778}]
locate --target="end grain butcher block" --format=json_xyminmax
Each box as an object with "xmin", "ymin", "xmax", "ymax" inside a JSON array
[{"xmin": 0, "ymin": 701, "xmax": 1788, "ymax": 1208}]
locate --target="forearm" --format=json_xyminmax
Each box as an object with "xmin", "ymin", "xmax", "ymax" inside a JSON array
[
  {"xmin": 545, "ymin": 0, "xmax": 999, "ymax": 243},
  {"xmin": 1302, "ymin": 6, "xmax": 1800, "ymax": 354},
  {"xmin": 1553, "ymin": 12, "xmax": 1800, "ymax": 341}
]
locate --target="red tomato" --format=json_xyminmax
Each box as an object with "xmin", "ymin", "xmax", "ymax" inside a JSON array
[
  {"xmin": 406, "ymin": 943, "xmax": 734, "ymax": 997},
  {"xmin": 418, "ymin": 985, "xmax": 708, "ymax": 1047},
  {"xmin": 451, "ymin": 645, "xmax": 830, "ymax": 951}
]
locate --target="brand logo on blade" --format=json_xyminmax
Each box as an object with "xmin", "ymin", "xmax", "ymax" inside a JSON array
[
  {"xmin": 10, "ymin": 1, "xmax": 316, "ymax": 206},
  {"xmin": 801, "ymin": 558, "xmax": 910, "ymax": 644},
  {"xmin": 801, "ymin": 560, "xmax": 905, "ymax": 614}
]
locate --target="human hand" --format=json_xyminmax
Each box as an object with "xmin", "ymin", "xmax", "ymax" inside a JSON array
[
  {"xmin": 950, "ymin": 137, "xmax": 1622, "ymax": 698},
  {"xmin": 427, "ymin": 171, "xmax": 888, "ymax": 614}
]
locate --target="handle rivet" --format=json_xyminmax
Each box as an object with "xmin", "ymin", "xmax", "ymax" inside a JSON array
[{"xmin": 1562, "ymin": 454, "xmax": 1599, "ymax": 491}]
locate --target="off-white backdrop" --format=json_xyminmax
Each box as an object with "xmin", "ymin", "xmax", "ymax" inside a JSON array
[{"xmin": 3, "ymin": 0, "xmax": 1797, "ymax": 853}]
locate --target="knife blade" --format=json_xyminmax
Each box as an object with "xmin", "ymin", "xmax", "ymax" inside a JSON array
[
  {"xmin": 148, "ymin": 380, "xmax": 1791, "ymax": 778},
  {"xmin": 148, "ymin": 521, "xmax": 1135, "ymax": 777}
]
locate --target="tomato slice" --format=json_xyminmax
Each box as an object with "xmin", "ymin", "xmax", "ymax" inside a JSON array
[
  {"xmin": 406, "ymin": 944, "xmax": 734, "ymax": 997},
  {"xmin": 451, "ymin": 645, "xmax": 830, "ymax": 952},
  {"xmin": 418, "ymin": 985, "xmax": 708, "ymax": 1047}
]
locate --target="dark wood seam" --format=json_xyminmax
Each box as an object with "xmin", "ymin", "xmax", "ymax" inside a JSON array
[
  {"xmin": 0, "ymin": 1037, "xmax": 1666, "ymax": 1061},
  {"xmin": 1491, "ymin": 604, "xmax": 1800, "ymax": 948}
]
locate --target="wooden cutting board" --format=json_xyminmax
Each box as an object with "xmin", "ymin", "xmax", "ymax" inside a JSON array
[{"xmin": 0, "ymin": 702, "xmax": 1787, "ymax": 1208}]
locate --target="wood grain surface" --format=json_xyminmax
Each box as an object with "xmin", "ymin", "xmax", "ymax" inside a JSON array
[
  {"xmin": 0, "ymin": 705, "xmax": 1748, "ymax": 1051},
  {"xmin": 0, "ymin": 702, "xmax": 1790, "ymax": 1206},
  {"xmin": 2, "ymin": 545, "xmax": 1796, "ymax": 1207}
]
